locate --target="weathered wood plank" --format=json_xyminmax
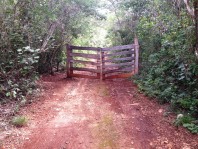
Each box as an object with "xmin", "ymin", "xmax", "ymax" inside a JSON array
[
  {"xmin": 70, "ymin": 45, "xmax": 100, "ymax": 51},
  {"xmin": 102, "ymin": 44, "xmax": 135, "ymax": 51},
  {"xmin": 104, "ymin": 69, "xmax": 134, "ymax": 74},
  {"xmin": 104, "ymin": 62, "xmax": 134, "ymax": 68},
  {"xmin": 70, "ymin": 60, "xmax": 99, "ymax": 66},
  {"xmin": 105, "ymin": 50, "xmax": 135, "ymax": 57},
  {"xmin": 104, "ymin": 57, "xmax": 135, "ymax": 63},
  {"xmin": 97, "ymin": 51, "xmax": 100, "ymax": 78},
  {"xmin": 100, "ymin": 50, "xmax": 105, "ymax": 80},
  {"xmin": 71, "ymin": 53, "xmax": 99, "ymax": 59},
  {"xmin": 66, "ymin": 44, "xmax": 72, "ymax": 78},
  {"xmin": 71, "ymin": 67, "xmax": 99, "ymax": 73},
  {"xmin": 103, "ymin": 66, "xmax": 134, "ymax": 74},
  {"xmin": 67, "ymin": 40, "xmax": 139, "ymax": 79},
  {"xmin": 70, "ymin": 74, "xmax": 99, "ymax": 79},
  {"xmin": 105, "ymin": 73, "xmax": 134, "ymax": 79},
  {"xmin": 134, "ymin": 37, "xmax": 139, "ymax": 74}
]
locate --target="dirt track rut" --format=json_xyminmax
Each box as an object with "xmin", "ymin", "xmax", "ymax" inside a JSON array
[{"xmin": 3, "ymin": 73, "xmax": 198, "ymax": 149}]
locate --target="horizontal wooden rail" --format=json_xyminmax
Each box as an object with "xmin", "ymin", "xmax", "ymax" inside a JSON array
[
  {"xmin": 70, "ymin": 60, "xmax": 99, "ymax": 66},
  {"xmin": 71, "ymin": 53, "xmax": 99, "ymax": 59},
  {"xmin": 70, "ymin": 45, "xmax": 101, "ymax": 51},
  {"xmin": 104, "ymin": 62, "xmax": 134, "ymax": 68},
  {"xmin": 104, "ymin": 57, "xmax": 135, "ymax": 63},
  {"xmin": 66, "ymin": 38, "xmax": 139, "ymax": 80},
  {"xmin": 71, "ymin": 67, "xmax": 99, "ymax": 73},
  {"xmin": 105, "ymin": 51, "xmax": 135, "ymax": 57},
  {"xmin": 103, "ymin": 66, "xmax": 135, "ymax": 74},
  {"xmin": 102, "ymin": 44, "xmax": 135, "ymax": 51}
]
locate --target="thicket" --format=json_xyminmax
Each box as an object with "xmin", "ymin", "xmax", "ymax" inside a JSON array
[
  {"xmin": 107, "ymin": 0, "xmax": 198, "ymax": 133},
  {"xmin": 0, "ymin": 0, "xmax": 102, "ymax": 106}
]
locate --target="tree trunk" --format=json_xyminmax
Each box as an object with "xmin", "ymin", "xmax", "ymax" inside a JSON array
[
  {"xmin": 184, "ymin": 0, "xmax": 195, "ymax": 17},
  {"xmin": 40, "ymin": 22, "xmax": 58, "ymax": 52},
  {"xmin": 194, "ymin": 0, "xmax": 198, "ymax": 50}
]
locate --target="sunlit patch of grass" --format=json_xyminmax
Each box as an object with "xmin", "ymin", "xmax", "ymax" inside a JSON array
[
  {"xmin": 11, "ymin": 116, "xmax": 28, "ymax": 127},
  {"xmin": 92, "ymin": 114, "xmax": 120, "ymax": 149}
]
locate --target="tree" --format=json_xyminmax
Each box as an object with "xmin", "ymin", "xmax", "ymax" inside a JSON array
[
  {"xmin": 182, "ymin": 0, "xmax": 198, "ymax": 52},
  {"xmin": 0, "ymin": 0, "xmax": 102, "ymax": 103},
  {"xmin": 194, "ymin": 0, "xmax": 198, "ymax": 51}
]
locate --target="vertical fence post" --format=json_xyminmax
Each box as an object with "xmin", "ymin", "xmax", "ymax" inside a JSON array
[
  {"xmin": 134, "ymin": 37, "xmax": 139, "ymax": 74},
  {"xmin": 97, "ymin": 50, "xmax": 100, "ymax": 79},
  {"xmin": 100, "ymin": 48, "xmax": 105, "ymax": 80},
  {"xmin": 66, "ymin": 44, "xmax": 72, "ymax": 78},
  {"xmin": 131, "ymin": 46, "xmax": 135, "ymax": 75},
  {"xmin": 70, "ymin": 47, "xmax": 73, "ymax": 76}
]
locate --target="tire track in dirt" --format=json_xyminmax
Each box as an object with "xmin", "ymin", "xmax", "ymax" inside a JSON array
[
  {"xmin": 21, "ymin": 78, "xmax": 88, "ymax": 149},
  {"xmin": 2, "ymin": 73, "xmax": 198, "ymax": 149}
]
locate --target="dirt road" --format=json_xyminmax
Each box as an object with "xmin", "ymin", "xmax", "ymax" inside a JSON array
[{"xmin": 2, "ymin": 73, "xmax": 198, "ymax": 149}]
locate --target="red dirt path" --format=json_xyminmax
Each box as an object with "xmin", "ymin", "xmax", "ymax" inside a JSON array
[{"xmin": 2, "ymin": 73, "xmax": 198, "ymax": 149}]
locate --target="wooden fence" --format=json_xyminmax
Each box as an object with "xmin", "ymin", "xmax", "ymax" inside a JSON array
[{"xmin": 66, "ymin": 38, "xmax": 139, "ymax": 80}]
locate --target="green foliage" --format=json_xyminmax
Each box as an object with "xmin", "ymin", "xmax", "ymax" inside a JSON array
[
  {"xmin": 174, "ymin": 115, "xmax": 198, "ymax": 134},
  {"xmin": 0, "ymin": 0, "xmax": 102, "ymax": 105},
  {"xmin": 134, "ymin": 24, "xmax": 198, "ymax": 115},
  {"xmin": 107, "ymin": 0, "xmax": 198, "ymax": 133},
  {"xmin": 0, "ymin": 46, "xmax": 39, "ymax": 103},
  {"xmin": 11, "ymin": 116, "xmax": 28, "ymax": 127},
  {"xmin": 183, "ymin": 123, "xmax": 198, "ymax": 134},
  {"xmin": 174, "ymin": 115, "xmax": 194, "ymax": 126},
  {"xmin": 135, "ymin": 3, "xmax": 198, "ymax": 128}
]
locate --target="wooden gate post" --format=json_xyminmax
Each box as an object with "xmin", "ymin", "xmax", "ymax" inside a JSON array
[
  {"xmin": 97, "ymin": 50, "xmax": 100, "ymax": 79},
  {"xmin": 66, "ymin": 44, "xmax": 72, "ymax": 78},
  {"xmin": 100, "ymin": 48, "xmax": 105, "ymax": 80},
  {"xmin": 134, "ymin": 37, "xmax": 139, "ymax": 74}
]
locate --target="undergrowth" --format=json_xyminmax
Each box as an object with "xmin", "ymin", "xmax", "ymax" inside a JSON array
[
  {"xmin": 131, "ymin": 9, "xmax": 198, "ymax": 133},
  {"xmin": 11, "ymin": 116, "xmax": 28, "ymax": 127},
  {"xmin": 133, "ymin": 46, "xmax": 198, "ymax": 133}
]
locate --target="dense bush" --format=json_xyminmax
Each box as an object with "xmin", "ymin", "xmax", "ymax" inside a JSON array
[
  {"xmin": 106, "ymin": 0, "xmax": 198, "ymax": 133},
  {"xmin": 134, "ymin": 3, "xmax": 198, "ymax": 119},
  {"xmin": 0, "ymin": 0, "xmax": 102, "ymax": 105},
  {"xmin": 134, "ymin": 2, "xmax": 198, "ymax": 133},
  {"xmin": 0, "ymin": 46, "xmax": 39, "ymax": 104}
]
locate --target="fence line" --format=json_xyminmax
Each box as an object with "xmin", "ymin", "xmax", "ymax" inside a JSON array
[{"xmin": 66, "ymin": 37, "xmax": 139, "ymax": 80}]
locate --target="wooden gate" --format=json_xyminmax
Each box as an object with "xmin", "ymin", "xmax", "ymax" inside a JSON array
[{"xmin": 66, "ymin": 38, "xmax": 139, "ymax": 80}]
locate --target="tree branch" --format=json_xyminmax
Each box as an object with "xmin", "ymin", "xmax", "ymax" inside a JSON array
[{"xmin": 183, "ymin": 0, "xmax": 195, "ymax": 17}]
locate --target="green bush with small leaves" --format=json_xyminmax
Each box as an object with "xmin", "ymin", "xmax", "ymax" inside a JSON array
[
  {"xmin": 183, "ymin": 123, "xmax": 198, "ymax": 134},
  {"xmin": 106, "ymin": 0, "xmax": 198, "ymax": 133},
  {"xmin": 174, "ymin": 115, "xmax": 198, "ymax": 134}
]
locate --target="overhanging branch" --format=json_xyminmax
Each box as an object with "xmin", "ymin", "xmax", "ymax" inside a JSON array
[{"xmin": 183, "ymin": 0, "xmax": 195, "ymax": 17}]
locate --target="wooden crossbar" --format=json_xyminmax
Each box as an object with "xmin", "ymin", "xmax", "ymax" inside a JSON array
[
  {"xmin": 66, "ymin": 37, "xmax": 139, "ymax": 80},
  {"xmin": 102, "ymin": 44, "xmax": 135, "ymax": 51}
]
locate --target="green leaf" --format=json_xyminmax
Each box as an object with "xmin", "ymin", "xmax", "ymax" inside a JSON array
[
  {"xmin": 6, "ymin": 92, "xmax": 11, "ymax": 97},
  {"xmin": 12, "ymin": 90, "xmax": 17, "ymax": 98},
  {"xmin": 183, "ymin": 123, "xmax": 198, "ymax": 133}
]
